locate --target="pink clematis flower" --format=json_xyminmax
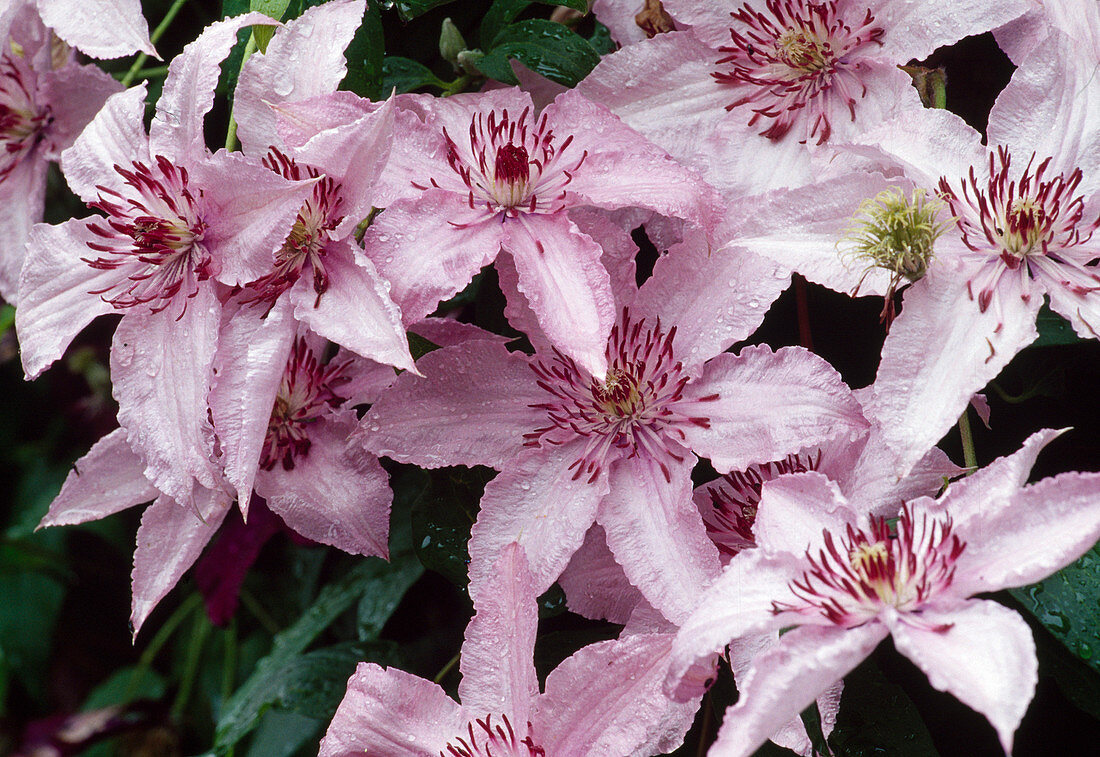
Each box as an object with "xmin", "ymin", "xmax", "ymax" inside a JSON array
[
  {"xmin": 360, "ymin": 222, "xmax": 868, "ymax": 624},
  {"xmin": 319, "ymin": 543, "xmax": 702, "ymax": 757},
  {"xmin": 847, "ymin": 28, "xmax": 1100, "ymax": 475},
  {"xmin": 16, "ymin": 13, "xmax": 316, "ymax": 509},
  {"xmin": 665, "ymin": 429, "xmax": 1100, "ymax": 755},
  {"xmin": 0, "ymin": 0, "xmax": 121, "ymax": 301},
  {"xmin": 360, "ymin": 84, "xmax": 721, "ymax": 376},
  {"xmin": 577, "ymin": 0, "xmax": 1027, "ymax": 189},
  {"xmin": 995, "ymin": 0, "xmax": 1100, "ymax": 67}
]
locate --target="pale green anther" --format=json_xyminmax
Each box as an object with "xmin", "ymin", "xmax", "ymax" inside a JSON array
[{"xmin": 842, "ymin": 187, "xmax": 952, "ymax": 287}]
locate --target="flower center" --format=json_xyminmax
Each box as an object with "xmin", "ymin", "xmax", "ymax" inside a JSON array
[
  {"xmin": 700, "ymin": 452, "xmax": 820, "ymax": 558},
  {"xmin": 0, "ymin": 54, "xmax": 49, "ymax": 179},
  {"xmin": 714, "ymin": 0, "xmax": 884, "ymax": 144},
  {"xmin": 431, "ymin": 106, "xmax": 586, "ymax": 218},
  {"xmin": 83, "ymin": 156, "xmax": 210, "ymax": 314},
  {"xmin": 525, "ymin": 309, "xmax": 715, "ymax": 483},
  {"xmin": 260, "ymin": 336, "xmax": 350, "ymax": 471},
  {"xmin": 938, "ymin": 147, "xmax": 1100, "ymax": 311},
  {"xmin": 773, "ymin": 504, "xmax": 964, "ymax": 628},
  {"xmin": 442, "ymin": 715, "xmax": 544, "ymax": 757},
  {"xmin": 243, "ymin": 149, "xmax": 345, "ymax": 308}
]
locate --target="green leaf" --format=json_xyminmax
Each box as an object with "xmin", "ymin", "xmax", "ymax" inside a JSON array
[
  {"xmin": 588, "ymin": 20, "xmax": 615, "ymax": 55},
  {"xmin": 476, "ymin": 19, "xmax": 600, "ymax": 87},
  {"xmin": 828, "ymin": 658, "xmax": 940, "ymax": 756},
  {"xmin": 82, "ymin": 666, "xmax": 168, "ymax": 710},
  {"xmin": 380, "ymin": 0, "xmax": 458, "ymax": 22},
  {"xmin": 1011, "ymin": 543, "xmax": 1100, "ymax": 672},
  {"xmin": 481, "ymin": 0, "xmax": 594, "ymax": 51},
  {"xmin": 249, "ymin": 0, "xmax": 291, "ymax": 52},
  {"xmin": 245, "ymin": 710, "xmax": 325, "ymax": 757},
  {"xmin": 0, "ymin": 570, "xmax": 65, "ymax": 704},
  {"xmin": 214, "ymin": 554, "xmax": 420, "ymax": 751},
  {"xmin": 357, "ymin": 555, "xmax": 423, "ymax": 640},
  {"xmin": 343, "ymin": 0, "xmax": 386, "ymax": 100},
  {"xmin": 382, "ymin": 56, "xmax": 449, "ymax": 94},
  {"xmin": 410, "ymin": 467, "xmax": 494, "ymax": 588},
  {"xmin": 1033, "ymin": 302, "xmax": 1081, "ymax": 347}
]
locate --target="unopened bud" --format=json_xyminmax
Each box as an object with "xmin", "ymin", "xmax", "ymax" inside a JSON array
[{"xmin": 439, "ymin": 18, "xmax": 467, "ymax": 69}]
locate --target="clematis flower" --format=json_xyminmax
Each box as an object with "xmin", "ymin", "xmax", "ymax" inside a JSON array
[
  {"xmin": 16, "ymin": 13, "xmax": 315, "ymax": 509},
  {"xmin": 319, "ymin": 543, "xmax": 702, "ymax": 757},
  {"xmin": 665, "ymin": 429, "xmax": 1100, "ymax": 755},
  {"xmin": 1, "ymin": 0, "xmax": 121, "ymax": 301},
  {"xmin": 359, "ymin": 84, "xmax": 721, "ymax": 376},
  {"xmin": 360, "ymin": 222, "xmax": 868, "ymax": 623},
  {"xmin": 36, "ymin": 317, "xmax": 496, "ymax": 635},
  {"xmin": 847, "ymin": 28, "xmax": 1100, "ymax": 475},
  {"xmin": 994, "ymin": 0, "xmax": 1100, "ymax": 67},
  {"xmin": 576, "ymin": 0, "xmax": 1028, "ymax": 189}
]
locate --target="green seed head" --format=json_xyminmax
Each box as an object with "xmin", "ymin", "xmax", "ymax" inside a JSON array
[{"xmin": 842, "ymin": 187, "xmax": 951, "ymax": 284}]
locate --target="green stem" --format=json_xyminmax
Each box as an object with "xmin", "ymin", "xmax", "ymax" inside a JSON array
[
  {"xmin": 695, "ymin": 689, "xmax": 713, "ymax": 757},
  {"xmin": 224, "ymin": 34, "xmax": 258, "ymax": 152},
  {"xmin": 239, "ymin": 587, "xmax": 281, "ymax": 635},
  {"xmin": 125, "ymin": 593, "xmax": 201, "ymax": 703},
  {"xmin": 221, "ymin": 617, "xmax": 238, "ymax": 707},
  {"xmin": 171, "ymin": 612, "xmax": 212, "ymax": 721},
  {"xmin": 120, "ymin": 0, "xmax": 188, "ymax": 87},
  {"xmin": 115, "ymin": 65, "xmax": 169, "ymax": 81},
  {"xmin": 958, "ymin": 407, "xmax": 978, "ymax": 472},
  {"xmin": 433, "ymin": 652, "xmax": 461, "ymax": 685}
]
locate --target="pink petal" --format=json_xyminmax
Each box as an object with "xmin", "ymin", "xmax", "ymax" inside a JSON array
[
  {"xmin": 39, "ymin": 428, "xmax": 158, "ymax": 528},
  {"xmin": 599, "ymin": 450, "xmax": 721, "ymax": 624},
  {"xmin": 571, "ymin": 206, "xmax": 642, "ymax": 307},
  {"xmin": 131, "ymin": 492, "xmax": 229, "ymax": 635},
  {"xmin": 467, "ymin": 441, "xmax": 609, "ymax": 602},
  {"xmin": 754, "ymin": 472, "xmax": 861, "ymax": 558},
  {"xmin": 728, "ymin": 171, "xmax": 912, "ymax": 297},
  {"xmin": 855, "ymin": 106, "xmax": 986, "ymax": 191},
  {"xmin": 547, "ymin": 88, "xmax": 720, "ymax": 229},
  {"xmin": 256, "ymin": 411, "xmax": 391, "ymax": 558},
  {"xmin": 359, "ymin": 340, "xmax": 543, "ymax": 470},
  {"xmin": 665, "ymin": 550, "xmax": 804, "ymax": 701},
  {"xmin": 708, "ymin": 623, "xmax": 888, "ymax": 757},
  {"xmin": 863, "ymin": 259, "xmax": 1040, "ymax": 476},
  {"xmin": 888, "ymin": 599, "xmax": 1036, "ymax": 754},
  {"xmin": 209, "ymin": 297, "xmax": 297, "ymax": 508},
  {"xmin": 111, "ymin": 286, "xmax": 224, "ymax": 507},
  {"xmin": 558, "ymin": 524, "xmax": 643, "ymax": 624},
  {"xmin": 59, "ymin": 85, "xmax": 151, "ymax": 205},
  {"xmin": 149, "ymin": 12, "xmax": 278, "ymax": 163},
  {"xmin": 633, "ymin": 232, "xmax": 790, "ymax": 372},
  {"xmin": 681, "ymin": 346, "xmax": 869, "ymax": 474},
  {"xmin": 189, "ymin": 148, "xmax": 319, "ymax": 286},
  {"xmin": 289, "ymin": 239, "xmax": 413, "ymax": 372},
  {"xmin": 590, "ymin": 0, "xmax": 652, "ymax": 46},
  {"xmin": 233, "ymin": 0, "xmax": 366, "ymax": 156},
  {"xmin": 38, "ymin": 63, "xmax": 123, "ymax": 159},
  {"xmin": 576, "ymin": 32, "xmax": 731, "ymax": 170},
  {"xmin": 940, "ymin": 427, "xmax": 1063, "ymax": 526},
  {"xmin": 537, "ymin": 632, "xmax": 699, "ymax": 756},
  {"xmin": 318, "ymin": 663, "xmax": 463, "ymax": 757},
  {"xmin": 459, "ymin": 543, "xmax": 539, "ymax": 734},
  {"xmin": 495, "ymin": 251, "xmax": 551, "ymax": 354},
  {"xmin": 950, "ymin": 470, "xmax": 1100, "ymax": 596},
  {"xmin": 0, "ymin": 153, "xmax": 47, "ymax": 303},
  {"xmin": 1035, "ymin": 255, "xmax": 1100, "ymax": 340},
  {"xmin": 875, "ymin": 0, "xmax": 1031, "ymax": 63},
  {"xmin": 16, "ymin": 219, "xmax": 120, "ymax": 378},
  {"xmin": 726, "ymin": 632, "xmax": 843, "ymax": 757},
  {"xmin": 290, "ymin": 98, "xmax": 398, "ymax": 238},
  {"xmin": 272, "ymin": 91, "xmax": 372, "ymax": 148},
  {"xmin": 36, "ymin": 0, "xmax": 156, "ymax": 59},
  {"xmin": 362, "ymin": 191, "xmax": 504, "ymax": 324},
  {"xmin": 504, "ymin": 212, "xmax": 615, "ymax": 378},
  {"xmin": 987, "ymin": 27, "xmax": 1100, "ymax": 179}
]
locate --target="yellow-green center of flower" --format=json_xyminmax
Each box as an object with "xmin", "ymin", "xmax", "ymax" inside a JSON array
[
  {"xmin": 843, "ymin": 187, "xmax": 950, "ymax": 284},
  {"xmin": 776, "ymin": 27, "xmax": 830, "ymax": 72}
]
